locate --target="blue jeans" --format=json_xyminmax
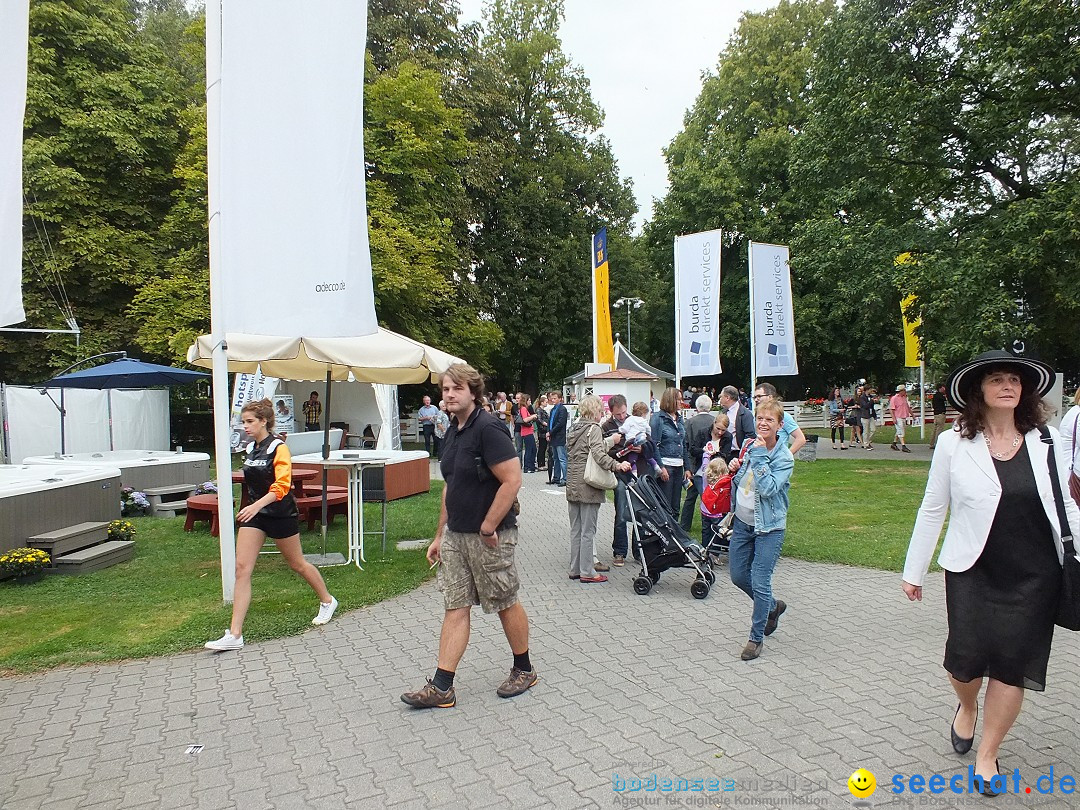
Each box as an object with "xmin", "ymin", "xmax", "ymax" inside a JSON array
[
  {"xmin": 612, "ymin": 478, "xmax": 629, "ymax": 557},
  {"xmin": 422, "ymin": 423, "xmax": 435, "ymax": 455},
  {"xmin": 729, "ymin": 517, "xmax": 785, "ymax": 643},
  {"xmin": 552, "ymin": 445, "xmax": 567, "ymax": 484},
  {"xmin": 522, "ymin": 434, "xmax": 536, "ymax": 472}
]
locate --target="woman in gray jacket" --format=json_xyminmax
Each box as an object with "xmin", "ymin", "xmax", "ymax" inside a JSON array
[{"xmin": 566, "ymin": 395, "xmax": 631, "ymax": 583}]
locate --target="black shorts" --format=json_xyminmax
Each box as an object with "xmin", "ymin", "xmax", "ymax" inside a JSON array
[{"xmin": 240, "ymin": 512, "xmax": 300, "ymax": 540}]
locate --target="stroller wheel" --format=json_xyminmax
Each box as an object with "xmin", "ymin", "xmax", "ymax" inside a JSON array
[
  {"xmin": 690, "ymin": 579, "xmax": 710, "ymax": 600},
  {"xmin": 649, "ymin": 571, "xmax": 661, "ymax": 584},
  {"xmin": 704, "ymin": 569, "xmax": 716, "ymax": 587},
  {"xmin": 633, "ymin": 576, "xmax": 652, "ymax": 595}
]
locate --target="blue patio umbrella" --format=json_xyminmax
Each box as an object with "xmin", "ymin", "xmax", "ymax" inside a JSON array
[
  {"xmin": 44, "ymin": 358, "xmax": 210, "ymax": 388},
  {"xmin": 39, "ymin": 357, "xmax": 209, "ymax": 453}
]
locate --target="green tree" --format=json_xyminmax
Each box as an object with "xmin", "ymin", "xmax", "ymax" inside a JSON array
[
  {"xmin": 643, "ymin": 0, "xmax": 840, "ymax": 394},
  {"xmin": 466, "ymin": 0, "xmax": 636, "ymax": 393},
  {"xmin": 0, "ymin": 0, "xmax": 186, "ymax": 383},
  {"xmin": 793, "ymin": 0, "xmax": 1080, "ymax": 378}
]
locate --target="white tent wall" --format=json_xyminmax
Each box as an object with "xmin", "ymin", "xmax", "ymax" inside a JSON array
[
  {"xmin": 1, "ymin": 386, "xmax": 168, "ymax": 462},
  {"xmin": 275, "ymin": 380, "xmax": 399, "ymax": 450},
  {"xmin": 110, "ymin": 389, "xmax": 170, "ymax": 451}
]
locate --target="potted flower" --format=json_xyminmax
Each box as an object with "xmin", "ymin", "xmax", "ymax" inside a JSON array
[
  {"xmin": 108, "ymin": 520, "xmax": 137, "ymax": 542},
  {"xmin": 0, "ymin": 547, "xmax": 51, "ymax": 584},
  {"xmin": 120, "ymin": 487, "xmax": 150, "ymax": 517},
  {"xmin": 192, "ymin": 481, "xmax": 218, "ymax": 496}
]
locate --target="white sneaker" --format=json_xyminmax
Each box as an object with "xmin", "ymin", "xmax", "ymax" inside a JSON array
[
  {"xmin": 204, "ymin": 631, "xmax": 244, "ymax": 651},
  {"xmin": 312, "ymin": 596, "xmax": 338, "ymax": 626}
]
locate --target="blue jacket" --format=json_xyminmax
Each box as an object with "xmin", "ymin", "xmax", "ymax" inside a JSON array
[
  {"xmin": 731, "ymin": 441, "xmax": 794, "ymax": 533},
  {"xmin": 649, "ymin": 411, "xmax": 691, "ymax": 469}
]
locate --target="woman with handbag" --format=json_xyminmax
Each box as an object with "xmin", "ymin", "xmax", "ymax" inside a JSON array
[
  {"xmin": 827, "ymin": 387, "xmax": 848, "ymax": 449},
  {"xmin": 902, "ymin": 350, "xmax": 1080, "ymax": 794},
  {"xmin": 565, "ymin": 395, "xmax": 631, "ymax": 583}
]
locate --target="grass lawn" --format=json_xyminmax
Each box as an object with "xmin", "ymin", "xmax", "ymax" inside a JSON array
[
  {"xmin": 684, "ymin": 458, "xmax": 934, "ymax": 572},
  {"xmin": 804, "ymin": 423, "xmax": 938, "ymax": 445},
  {"xmin": 0, "ymin": 482, "xmax": 443, "ymax": 674}
]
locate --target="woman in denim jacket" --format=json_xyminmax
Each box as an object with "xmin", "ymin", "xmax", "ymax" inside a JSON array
[
  {"xmin": 727, "ymin": 397, "xmax": 794, "ymax": 661},
  {"xmin": 649, "ymin": 387, "xmax": 693, "ymax": 519}
]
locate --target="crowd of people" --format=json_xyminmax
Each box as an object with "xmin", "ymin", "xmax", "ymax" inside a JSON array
[{"xmin": 211, "ymin": 356, "xmax": 1080, "ymax": 799}]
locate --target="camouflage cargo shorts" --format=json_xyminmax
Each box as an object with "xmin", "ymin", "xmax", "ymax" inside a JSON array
[{"xmin": 437, "ymin": 527, "xmax": 520, "ymax": 614}]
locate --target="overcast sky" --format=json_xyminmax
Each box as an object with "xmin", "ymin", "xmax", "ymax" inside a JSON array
[{"xmin": 457, "ymin": 0, "xmax": 779, "ymax": 229}]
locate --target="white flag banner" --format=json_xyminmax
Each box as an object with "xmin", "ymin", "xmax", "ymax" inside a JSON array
[
  {"xmin": 213, "ymin": 0, "xmax": 376, "ymax": 338},
  {"xmin": 749, "ymin": 242, "xmax": 799, "ymax": 376},
  {"xmin": 0, "ymin": 0, "xmax": 29, "ymax": 327},
  {"xmin": 674, "ymin": 229, "xmax": 723, "ymax": 378},
  {"xmin": 229, "ymin": 371, "xmax": 277, "ymax": 451}
]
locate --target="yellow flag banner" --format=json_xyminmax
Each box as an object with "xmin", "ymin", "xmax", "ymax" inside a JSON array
[
  {"xmin": 593, "ymin": 229, "xmax": 614, "ymax": 365},
  {"xmin": 901, "ymin": 293, "xmax": 921, "ymax": 367}
]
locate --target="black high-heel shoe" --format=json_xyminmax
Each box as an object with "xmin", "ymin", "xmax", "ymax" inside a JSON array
[{"xmin": 951, "ymin": 703, "xmax": 977, "ymax": 754}]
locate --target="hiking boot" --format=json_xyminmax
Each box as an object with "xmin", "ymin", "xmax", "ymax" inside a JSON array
[
  {"xmin": 204, "ymin": 631, "xmax": 244, "ymax": 651},
  {"xmin": 740, "ymin": 641, "xmax": 762, "ymax": 661},
  {"xmin": 902, "ymin": 445, "xmax": 912, "ymax": 453},
  {"xmin": 401, "ymin": 680, "xmax": 456, "ymax": 709},
  {"xmin": 312, "ymin": 596, "xmax": 338, "ymax": 626},
  {"xmin": 612, "ymin": 555, "xmax": 626, "ymax": 567},
  {"xmin": 593, "ymin": 562, "xmax": 610, "ymax": 572},
  {"xmin": 764, "ymin": 600, "xmax": 787, "ymax": 636},
  {"xmin": 496, "ymin": 667, "xmax": 537, "ymax": 698},
  {"xmin": 891, "ymin": 442, "xmax": 900, "ymax": 451}
]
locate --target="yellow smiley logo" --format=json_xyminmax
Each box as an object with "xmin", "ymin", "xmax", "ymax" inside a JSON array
[{"xmin": 848, "ymin": 768, "xmax": 876, "ymax": 798}]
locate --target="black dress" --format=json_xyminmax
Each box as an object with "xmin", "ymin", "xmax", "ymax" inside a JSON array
[{"xmin": 944, "ymin": 441, "xmax": 1060, "ymax": 690}]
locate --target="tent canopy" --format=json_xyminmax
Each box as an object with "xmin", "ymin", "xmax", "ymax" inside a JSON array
[
  {"xmin": 43, "ymin": 358, "xmax": 210, "ymax": 389},
  {"xmin": 187, "ymin": 329, "xmax": 464, "ymax": 383}
]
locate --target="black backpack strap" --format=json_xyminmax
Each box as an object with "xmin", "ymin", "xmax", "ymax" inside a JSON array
[{"xmin": 1039, "ymin": 426, "xmax": 1076, "ymax": 558}]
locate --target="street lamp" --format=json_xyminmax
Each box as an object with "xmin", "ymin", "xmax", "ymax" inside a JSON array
[{"xmin": 613, "ymin": 297, "xmax": 644, "ymax": 350}]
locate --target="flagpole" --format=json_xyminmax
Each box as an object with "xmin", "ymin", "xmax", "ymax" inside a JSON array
[
  {"xmin": 591, "ymin": 234, "xmax": 598, "ymax": 365},
  {"xmin": 748, "ymin": 241, "xmax": 757, "ymax": 390},
  {"xmin": 919, "ymin": 359, "xmax": 926, "ymax": 439},
  {"xmin": 673, "ymin": 236, "xmax": 680, "ymax": 392},
  {"xmin": 206, "ymin": 0, "xmax": 236, "ymax": 604}
]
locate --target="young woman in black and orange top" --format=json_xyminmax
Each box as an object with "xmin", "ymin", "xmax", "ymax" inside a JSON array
[{"xmin": 205, "ymin": 399, "xmax": 337, "ymax": 651}]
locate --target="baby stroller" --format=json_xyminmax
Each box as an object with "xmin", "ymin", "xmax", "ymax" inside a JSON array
[{"xmin": 624, "ymin": 472, "xmax": 715, "ymax": 599}]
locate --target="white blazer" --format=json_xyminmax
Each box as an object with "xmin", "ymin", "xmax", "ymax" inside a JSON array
[{"xmin": 903, "ymin": 425, "xmax": 1080, "ymax": 586}]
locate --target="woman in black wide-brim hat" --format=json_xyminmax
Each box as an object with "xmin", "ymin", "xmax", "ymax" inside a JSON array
[{"xmin": 902, "ymin": 350, "xmax": 1080, "ymax": 793}]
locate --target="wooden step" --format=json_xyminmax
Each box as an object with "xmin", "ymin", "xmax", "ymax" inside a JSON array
[
  {"xmin": 28, "ymin": 521, "xmax": 110, "ymax": 560},
  {"xmin": 50, "ymin": 541, "xmax": 135, "ymax": 575}
]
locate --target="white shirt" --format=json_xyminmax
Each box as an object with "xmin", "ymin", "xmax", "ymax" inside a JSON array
[
  {"xmin": 1062, "ymin": 405, "xmax": 1080, "ymax": 473},
  {"xmin": 903, "ymin": 426, "xmax": 1080, "ymax": 586},
  {"xmin": 725, "ymin": 402, "xmax": 739, "ymax": 435}
]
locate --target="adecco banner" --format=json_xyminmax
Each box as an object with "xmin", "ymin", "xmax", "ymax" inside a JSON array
[
  {"xmin": 674, "ymin": 229, "xmax": 723, "ymax": 379},
  {"xmin": 749, "ymin": 242, "xmax": 798, "ymax": 377},
  {"xmin": 211, "ymin": 0, "xmax": 377, "ymax": 338},
  {"xmin": 0, "ymin": 0, "xmax": 29, "ymax": 327}
]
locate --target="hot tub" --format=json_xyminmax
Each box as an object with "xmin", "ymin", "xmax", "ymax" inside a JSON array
[
  {"xmin": 0, "ymin": 465, "xmax": 122, "ymax": 553},
  {"xmin": 22, "ymin": 450, "xmax": 211, "ymax": 492}
]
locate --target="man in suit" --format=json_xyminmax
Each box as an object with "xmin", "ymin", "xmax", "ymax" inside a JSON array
[
  {"xmin": 679, "ymin": 394, "xmax": 717, "ymax": 531},
  {"xmin": 546, "ymin": 390, "xmax": 569, "ymax": 486},
  {"xmin": 719, "ymin": 385, "xmax": 755, "ymax": 450}
]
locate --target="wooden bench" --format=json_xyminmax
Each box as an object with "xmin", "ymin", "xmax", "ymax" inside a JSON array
[
  {"xmin": 145, "ymin": 483, "xmax": 198, "ymax": 517},
  {"xmin": 184, "ymin": 494, "xmax": 220, "ymax": 536},
  {"xmin": 295, "ymin": 491, "xmax": 349, "ymax": 532}
]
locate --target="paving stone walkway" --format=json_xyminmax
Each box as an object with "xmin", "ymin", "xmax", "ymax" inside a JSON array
[{"xmin": 1, "ymin": 459, "xmax": 1078, "ymax": 809}]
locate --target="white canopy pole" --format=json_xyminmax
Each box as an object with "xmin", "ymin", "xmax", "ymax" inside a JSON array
[
  {"xmin": 206, "ymin": 0, "xmax": 236, "ymax": 603},
  {"xmin": 673, "ymin": 236, "xmax": 681, "ymax": 392}
]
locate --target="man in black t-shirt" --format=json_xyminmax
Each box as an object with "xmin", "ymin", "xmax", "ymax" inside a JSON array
[{"xmin": 402, "ymin": 363, "xmax": 534, "ymax": 709}]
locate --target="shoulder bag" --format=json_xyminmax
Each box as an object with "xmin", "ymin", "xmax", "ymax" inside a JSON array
[
  {"xmin": 1039, "ymin": 426, "xmax": 1080, "ymax": 630},
  {"xmin": 584, "ymin": 425, "xmax": 617, "ymax": 490}
]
